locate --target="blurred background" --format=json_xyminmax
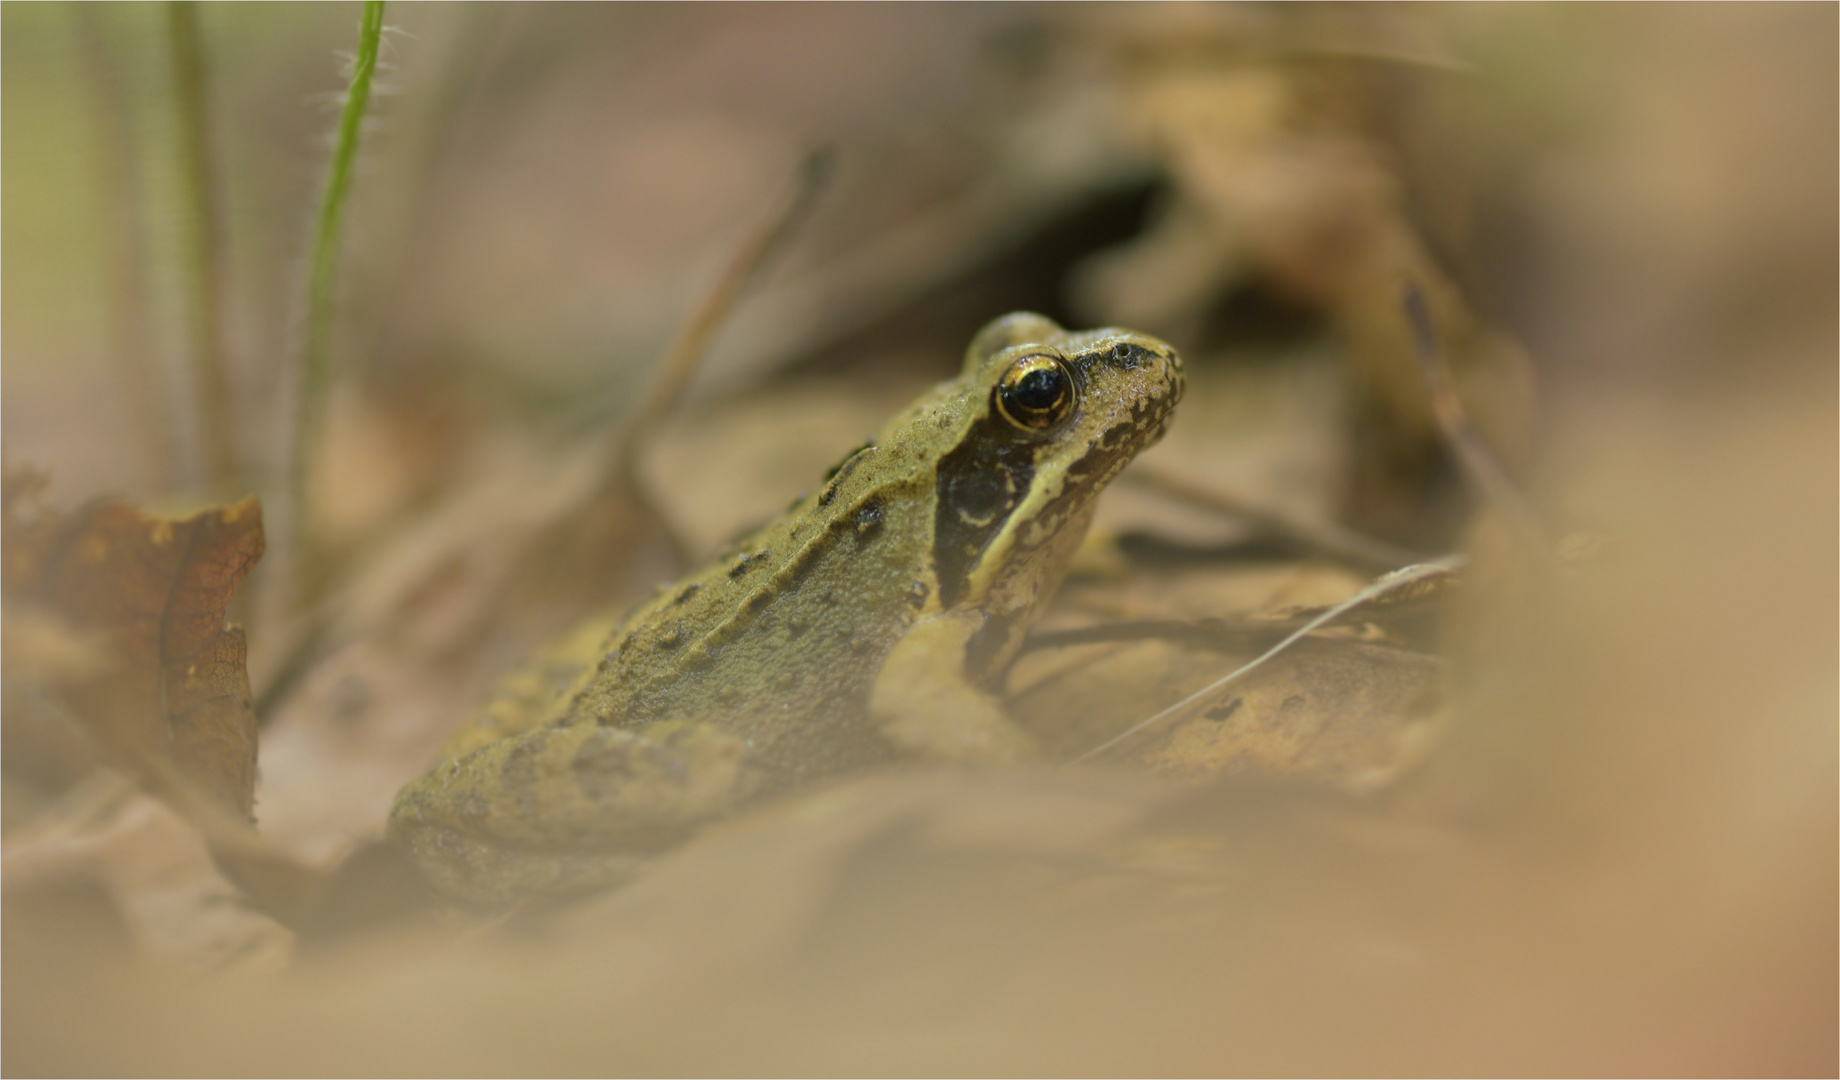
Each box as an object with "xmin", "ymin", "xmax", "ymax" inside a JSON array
[{"xmin": 3, "ymin": 3, "xmax": 1834, "ymax": 1074}]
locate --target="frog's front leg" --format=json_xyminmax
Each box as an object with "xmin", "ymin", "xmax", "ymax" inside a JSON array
[
  {"xmin": 387, "ymin": 719, "xmax": 761, "ymax": 911},
  {"xmin": 870, "ymin": 613, "xmax": 1038, "ymax": 764}
]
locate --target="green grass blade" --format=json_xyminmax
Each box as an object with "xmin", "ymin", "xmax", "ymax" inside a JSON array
[{"xmin": 292, "ymin": 0, "xmax": 385, "ymax": 598}]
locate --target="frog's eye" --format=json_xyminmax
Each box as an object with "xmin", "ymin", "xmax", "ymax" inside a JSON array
[{"xmin": 995, "ymin": 354, "xmax": 1076, "ymax": 431}]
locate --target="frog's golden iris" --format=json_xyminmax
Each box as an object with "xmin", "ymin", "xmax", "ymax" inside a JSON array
[{"xmin": 994, "ymin": 353, "xmax": 1075, "ymax": 431}]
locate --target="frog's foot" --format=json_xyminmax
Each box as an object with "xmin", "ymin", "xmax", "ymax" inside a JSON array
[
  {"xmin": 386, "ymin": 720, "xmax": 760, "ymax": 911},
  {"xmin": 870, "ymin": 613, "xmax": 1038, "ymax": 764}
]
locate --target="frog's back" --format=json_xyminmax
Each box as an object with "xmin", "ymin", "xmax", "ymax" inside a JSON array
[{"xmin": 469, "ymin": 388, "xmax": 952, "ymax": 786}]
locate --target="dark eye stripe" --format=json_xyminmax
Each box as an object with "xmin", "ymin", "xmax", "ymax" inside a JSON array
[{"xmin": 932, "ymin": 430, "xmax": 1035, "ymax": 609}]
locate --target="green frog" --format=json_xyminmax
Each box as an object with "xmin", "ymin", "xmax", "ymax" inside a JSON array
[{"xmin": 387, "ymin": 313, "xmax": 1184, "ymax": 910}]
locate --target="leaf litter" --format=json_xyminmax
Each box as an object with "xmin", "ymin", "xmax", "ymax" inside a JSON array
[{"xmin": 2, "ymin": 4, "xmax": 1832, "ymax": 1074}]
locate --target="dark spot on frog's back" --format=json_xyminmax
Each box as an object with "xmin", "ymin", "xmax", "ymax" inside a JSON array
[
  {"xmin": 729, "ymin": 550, "xmax": 770, "ymax": 578},
  {"xmin": 855, "ymin": 498, "xmax": 885, "ymax": 537},
  {"xmin": 671, "ymin": 583, "xmax": 700, "ymax": 606},
  {"xmin": 819, "ymin": 442, "xmax": 874, "ymax": 507},
  {"xmin": 823, "ymin": 441, "xmax": 874, "ymax": 483}
]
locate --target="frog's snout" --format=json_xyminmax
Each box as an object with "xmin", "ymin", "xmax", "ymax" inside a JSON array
[
  {"xmin": 1150, "ymin": 344, "xmax": 1184, "ymax": 416},
  {"xmin": 1109, "ymin": 334, "xmax": 1184, "ymax": 433}
]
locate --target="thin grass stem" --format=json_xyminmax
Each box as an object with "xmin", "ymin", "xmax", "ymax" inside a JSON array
[
  {"xmin": 291, "ymin": 0, "xmax": 386, "ymax": 602},
  {"xmin": 75, "ymin": 5, "xmax": 173, "ymax": 492},
  {"xmin": 166, "ymin": 1, "xmax": 239, "ymax": 498}
]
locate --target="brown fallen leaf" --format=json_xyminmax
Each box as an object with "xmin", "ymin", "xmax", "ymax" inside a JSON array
[
  {"xmin": 1012, "ymin": 634, "xmax": 1446, "ymax": 791},
  {"xmin": 2, "ymin": 481, "xmax": 264, "ymax": 819},
  {"xmin": 1011, "ymin": 559, "xmax": 1458, "ymax": 788},
  {"xmin": 0, "ymin": 479, "xmax": 399, "ymax": 934}
]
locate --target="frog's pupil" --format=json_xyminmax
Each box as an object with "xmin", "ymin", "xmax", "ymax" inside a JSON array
[
  {"xmin": 1012, "ymin": 367, "xmax": 1063, "ymax": 411},
  {"xmin": 996, "ymin": 356, "xmax": 1073, "ymax": 431}
]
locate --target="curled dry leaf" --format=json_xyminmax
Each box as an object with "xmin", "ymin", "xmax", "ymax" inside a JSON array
[{"xmin": 2, "ymin": 484, "xmax": 264, "ymax": 820}]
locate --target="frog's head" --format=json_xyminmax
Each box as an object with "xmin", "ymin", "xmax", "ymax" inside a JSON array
[{"xmin": 932, "ymin": 312, "xmax": 1183, "ymax": 676}]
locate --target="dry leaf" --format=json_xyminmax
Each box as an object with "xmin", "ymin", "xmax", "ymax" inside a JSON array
[
  {"xmin": 1012, "ymin": 558, "xmax": 1457, "ymax": 786},
  {"xmin": 1011, "ymin": 634, "xmax": 1444, "ymax": 789},
  {"xmin": 2, "ymin": 486, "xmax": 265, "ymax": 819}
]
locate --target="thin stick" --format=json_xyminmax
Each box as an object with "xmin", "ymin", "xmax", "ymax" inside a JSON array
[
  {"xmin": 613, "ymin": 148, "xmax": 835, "ymax": 499},
  {"xmin": 166, "ymin": 2, "xmax": 239, "ymax": 497},
  {"xmin": 1402, "ymin": 283, "xmax": 1549, "ymax": 555},
  {"xmin": 1070, "ymin": 556, "xmax": 1464, "ymax": 764},
  {"xmin": 291, "ymin": 0, "xmax": 387, "ymax": 599},
  {"xmin": 1124, "ymin": 462, "xmax": 1421, "ymax": 570}
]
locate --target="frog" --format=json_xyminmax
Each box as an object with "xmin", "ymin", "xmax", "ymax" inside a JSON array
[{"xmin": 386, "ymin": 312, "xmax": 1184, "ymax": 910}]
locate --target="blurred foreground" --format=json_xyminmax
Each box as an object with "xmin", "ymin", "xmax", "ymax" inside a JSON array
[{"xmin": 3, "ymin": 4, "xmax": 1834, "ymax": 1075}]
